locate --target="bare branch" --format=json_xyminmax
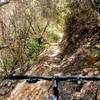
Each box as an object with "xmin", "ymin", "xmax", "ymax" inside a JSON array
[
  {"xmin": 42, "ymin": 21, "xmax": 49, "ymax": 34},
  {"xmin": 25, "ymin": 14, "xmax": 37, "ymax": 35}
]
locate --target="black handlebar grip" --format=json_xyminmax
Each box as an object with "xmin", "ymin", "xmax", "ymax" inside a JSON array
[{"xmin": 5, "ymin": 75, "xmax": 28, "ymax": 80}]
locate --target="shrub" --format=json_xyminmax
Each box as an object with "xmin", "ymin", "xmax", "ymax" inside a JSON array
[
  {"xmin": 0, "ymin": 56, "xmax": 13, "ymax": 75},
  {"xmin": 25, "ymin": 38, "xmax": 45, "ymax": 61}
]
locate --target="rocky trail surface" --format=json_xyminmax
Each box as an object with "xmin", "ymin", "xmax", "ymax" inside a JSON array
[{"xmin": 0, "ymin": 43, "xmax": 100, "ymax": 100}]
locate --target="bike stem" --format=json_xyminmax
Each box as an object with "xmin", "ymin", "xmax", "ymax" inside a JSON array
[{"xmin": 52, "ymin": 76, "xmax": 59, "ymax": 100}]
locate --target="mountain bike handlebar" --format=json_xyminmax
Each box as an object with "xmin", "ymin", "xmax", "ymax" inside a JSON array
[
  {"xmin": 6, "ymin": 75, "xmax": 100, "ymax": 82},
  {"xmin": 5, "ymin": 75, "xmax": 100, "ymax": 100}
]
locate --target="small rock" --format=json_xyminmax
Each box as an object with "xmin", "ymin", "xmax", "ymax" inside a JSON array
[
  {"xmin": 72, "ymin": 92, "xmax": 83, "ymax": 100},
  {"xmin": 83, "ymin": 68, "xmax": 93, "ymax": 74},
  {"xmin": 8, "ymin": 82, "xmax": 12, "ymax": 87},
  {"xmin": 88, "ymin": 71, "xmax": 94, "ymax": 76},
  {"xmin": 94, "ymin": 71, "xmax": 99, "ymax": 75}
]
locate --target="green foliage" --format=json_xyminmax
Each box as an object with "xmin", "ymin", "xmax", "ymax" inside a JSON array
[
  {"xmin": 3, "ymin": 57, "xmax": 12, "ymax": 67},
  {"xmin": 48, "ymin": 33, "xmax": 60, "ymax": 43},
  {"xmin": 25, "ymin": 38, "xmax": 44, "ymax": 59},
  {"xmin": 1, "ymin": 56, "xmax": 13, "ymax": 75},
  {"xmin": 95, "ymin": 0, "xmax": 100, "ymax": 4}
]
